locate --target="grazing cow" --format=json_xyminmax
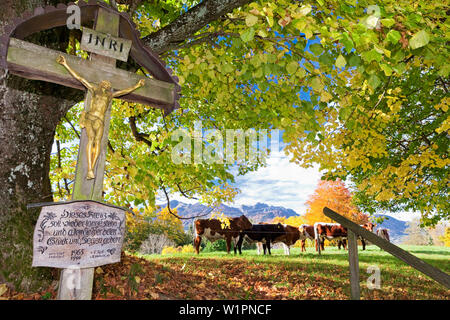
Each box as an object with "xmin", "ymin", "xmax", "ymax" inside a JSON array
[
  {"xmin": 275, "ymin": 224, "xmax": 302, "ymax": 255},
  {"xmin": 194, "ymin": 215, "xmax": 252, "ymax": 254},
  {"xmin": 377, "ymin": 228, "xmax": 390, "ymax": 241},
  {"xmin": 256, "ymin": 242, "xmax": 263, "ymax": 255},
  {"xmin": 359, "ymin": 222, "xmax": 376, "ymax": 250},
  {"xmin": 252, "ymin": 223, "xmax": 300, "ymax": 255},
  {"xmin": 314, "ymin": 223, "xmax": 348, "ymax": 252},
  {"xmin": 337, "ymin": 222, "xmax": 376, "ymax": 250},
  {"xmin": 376, "ymin": 228, "xmax": 390, "ymax": 250},
  {"xmin": 337, "ymin": 238, "xmax": 347, "ymax": 250},
  {"xmin": 237, "ymin": 223, "xmax": 285, "ymax": 255},
  {"xmin": 298, "ymin": 224, "xmax": 315, "ymax": 252}
]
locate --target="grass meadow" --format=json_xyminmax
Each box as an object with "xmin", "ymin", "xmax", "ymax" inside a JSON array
[{"xmin": 131, "ymin": 245, "xmax": 449, "ymax": 300}]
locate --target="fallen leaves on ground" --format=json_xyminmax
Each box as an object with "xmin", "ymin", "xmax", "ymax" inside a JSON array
[{"xmin": 2, "ymin": 252, "xmax": 449, "ymax": 300}]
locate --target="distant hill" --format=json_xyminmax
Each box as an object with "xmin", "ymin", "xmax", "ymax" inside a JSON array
[
  {"xmin": 159, "ymin": 201, "xmax": 408, "ymax": 243},
  {"xmin": 373, "ymin": 214, "xmax": 409, "ymax": 244}
]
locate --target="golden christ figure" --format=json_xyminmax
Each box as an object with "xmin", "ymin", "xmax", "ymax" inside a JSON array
[{"xmin": 56, "ymin": 55, "xmax": 145, "ymax": 179}]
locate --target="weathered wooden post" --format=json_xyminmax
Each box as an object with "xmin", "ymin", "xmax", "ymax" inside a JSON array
[
  {"xmin": 1, "ymin": 1, "xmax": 180, "ymax": 300},
  {"xmin": 323, "ymin": 207, "xmax": 450, "ymax": 298},
  {"xmin": 347, "ymin": 230, "xmax": 360, "ymax": 300},
  {"xmin": 57, "ymin": 6, "xmax": 121, "ymax": 300}
]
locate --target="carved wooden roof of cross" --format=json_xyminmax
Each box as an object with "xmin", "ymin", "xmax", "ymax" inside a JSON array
[{"xmin": 0, "ymin": 0, "xmax": 181, "ymax": 114}]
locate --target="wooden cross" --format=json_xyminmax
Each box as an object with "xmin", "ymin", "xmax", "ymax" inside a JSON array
[{"xmin": 4, "ymin": 5, "xmax": 178, "ymax": 299}]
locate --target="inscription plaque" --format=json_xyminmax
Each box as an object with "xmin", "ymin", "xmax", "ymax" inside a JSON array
[
  {"xmin": 80, "ymin": 27, "xmax": 132, "ymax": 62},
  {"xmin": 32, "ymin": 201, "xmax": 126, "ymax": 268}
]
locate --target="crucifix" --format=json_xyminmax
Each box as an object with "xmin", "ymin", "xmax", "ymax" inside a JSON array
[
  {"xmin": 56, "ymin": 54, "xmax": 144, "ymax": 180},
  {"xmin": 2, "ymin": 2, "xmax": 180, "ymax": 300}
]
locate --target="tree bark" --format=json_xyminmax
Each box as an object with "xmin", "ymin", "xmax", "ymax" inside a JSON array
[
  {"xmin": 0, "ymin": 0, "xmax": 83, "ymax": 291},
  {"xmin": 143, "ymin": 0, "xmax": 253, "ymax": 54}
]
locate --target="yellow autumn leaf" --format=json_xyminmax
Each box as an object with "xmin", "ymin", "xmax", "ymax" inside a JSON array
[
  {"xmin": 245, "ymin": 14, "xmax": 258, "ymax": 27},
  {"xmin": 0, "ymin": 284, "xmax": 7, "ymax": 296},
  {"xmin": 320, "ymin": 91, "xmax": 333, "ymax": 102}
]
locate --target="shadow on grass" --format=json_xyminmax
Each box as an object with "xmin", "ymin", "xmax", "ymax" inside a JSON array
[
  {"xmin": 156, "ymin": 256, "xmax": 352, "ymax": 299},
  {"xmin": 149, "ymin": 252, "xmax": 449, "ymax": 300},
  {"xmin": 405, "ymin": 249, "xmax": 450, "ymax": 256},
  {"xmin": 245, "ymin": 247, "xmax": 450, "ymax": 271}
]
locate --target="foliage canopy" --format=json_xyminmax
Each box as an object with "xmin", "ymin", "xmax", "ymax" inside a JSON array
[{"xmin": 51, "ymin": 0, "xmax": 449, "ymax": 225}]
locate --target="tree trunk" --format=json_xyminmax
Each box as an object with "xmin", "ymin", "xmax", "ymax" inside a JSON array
[{"xmin": 0, "ymin": 0, "xmax": 82, "ymax": 291}]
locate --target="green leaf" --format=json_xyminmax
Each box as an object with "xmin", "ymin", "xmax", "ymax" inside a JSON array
[
  {"xmin": 240, "ymin": 27, "xmax": 255, "ymax": 42},
  {"xmin": 319, "ymin": 53, "xmax": 333, "ymax": 66},
  {"xmin": 393, "ymin": 62, "xmax": 406, "ymax": 75},
  {"xmin": 348, "ymin": 55, "xmax": 361, "ymax": 67},
  {"xmin": 392, "ymin": 50, "xmax": 405, "ymax": 62},
  {"xmin": 409, "ymin": 30, "xmax": 430, "ymax": 50},
  {"xmin": 341, "ymin": 33, "xmax": 354, "ymax": 53},
  {"xmin": 438, "ymin": 64, "xmax": 450, "ymax": 77},
  {"xmin": 267, "ymin": 54, "xmax": 277, "ymax": 63},
  {"xmin": 221, "ymin": 63, "xmax": 234, "ymax": 74},
  {"xmin": 296, "ymin": 68, "xmax": 307, "ymax": 79},
  {"xmin": 310, "ymin": 77, "xmax": 324, "ymax": 92},
  {"xmin": 380, "ymin": 63, "xmax": 393, "ymax": 76},
  {"xmin": 386, "ymin": 30, "xmax": 401, "ymax": 44},
  {"xmin": 310, "ymin": 43, "xmax": 324, "ymax": 56},
  {"xmin": 293, "ymin": 18, "xmax": 307, "ymax": 31},
  {"xmin": 380, "ymin": 18, "xmax": 395, "ymax": 28},
  {"xmin": 245, "ymin": 14, "xmax": 258, "ymax": 27},
  {"xmin": 339, "ymin": 107, "xmax": 351, "ymax": 120},
  {"xmin": 335, "ymin": 54, "xmax": 347, "ymax": 68},
  {"xmin": 286, "ymin": 61, "xmax": 298, "ymax": 74},
  {"xmin": 264, "ymin": 64, "xmax": 273, "ymax": 76},
  {"xmin": 251, "ymin": 54, "xmax": 261, "ymax": 67},
  {"xmin": 254, "ymin": 68, "xmax": 263, "ymax": 78},
  {"xmin": 368, "ymin": 74, "xmax": 381, "ymax": 89},
  {"xmin": 362, "ymin": 49, "xmax": 382, "ymax": 63}
]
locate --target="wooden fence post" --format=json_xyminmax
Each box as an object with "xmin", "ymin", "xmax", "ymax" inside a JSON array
[
  {"xmin": 323, "ymin": 207, "xmax": 450, "ymax": 292},
  {"xmin": 347, "ymin": 230, "xmax": 360, "ymax": 300}
]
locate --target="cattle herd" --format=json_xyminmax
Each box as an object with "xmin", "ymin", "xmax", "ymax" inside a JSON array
[{"xmin": 193, "ymin": 216, "xmax": 390, "ymax": 255}]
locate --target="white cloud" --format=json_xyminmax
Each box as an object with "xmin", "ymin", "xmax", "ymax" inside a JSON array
[
  {"xmin": 381, "ymin": 211, "xmax": 421, "ymax": 222},
  {"xmin": 232, "ymin": 150, "xmax": 323, "ymax": 215}
]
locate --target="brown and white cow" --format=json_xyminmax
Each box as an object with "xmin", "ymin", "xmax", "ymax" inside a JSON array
[
  {"xmin": 253, "ymin": 224, "xmax": 303, "ymax": 255},
  {"xmin": 359, "ymin": 222, "xmax": 376, "ymax": 250},
  {"xmin": 337, "ymin": 222, "xmax": 376, "ymax": 250},
  {"xmin": 314, "ymin": 222, "xmax": 348, "ymax": 252},
  {"xmin": 274, "ymin": 224, "xmax": 302, "ymax": 255},
  {"xmin": 376, "ymin": 228, "xmax": 390, "ymax": 251},
  {"xmin": 298, "ymin": 224, "xmax": 315, "ymax": 252},
  {"xmin": 376, "ymin": 228, "xmax": 390, "ymax": 249},
  {"xmin": 377, "ymin": 228, "xmax": 390, "ymax": 241},
  {"xmin": 237, "ymin": 223, "xmax": 285, "ymax": 255},
  {"xmin": 194, "ymin": 215, "xmax": 252, "ymax": 254}
]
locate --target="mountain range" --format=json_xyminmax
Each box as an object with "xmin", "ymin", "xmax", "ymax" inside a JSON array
[{"xmin": 161, "ymin": 200, "xmax": 408, "ymax": 243}]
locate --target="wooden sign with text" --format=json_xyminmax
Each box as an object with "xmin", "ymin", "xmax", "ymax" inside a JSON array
[
  {"xmin": 32, "ymin": 201, "xmax": 126, "ymax": 269},
  {"xmin": 80, "ymin": 27, "xmax": 132, "ymax": 62}
]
